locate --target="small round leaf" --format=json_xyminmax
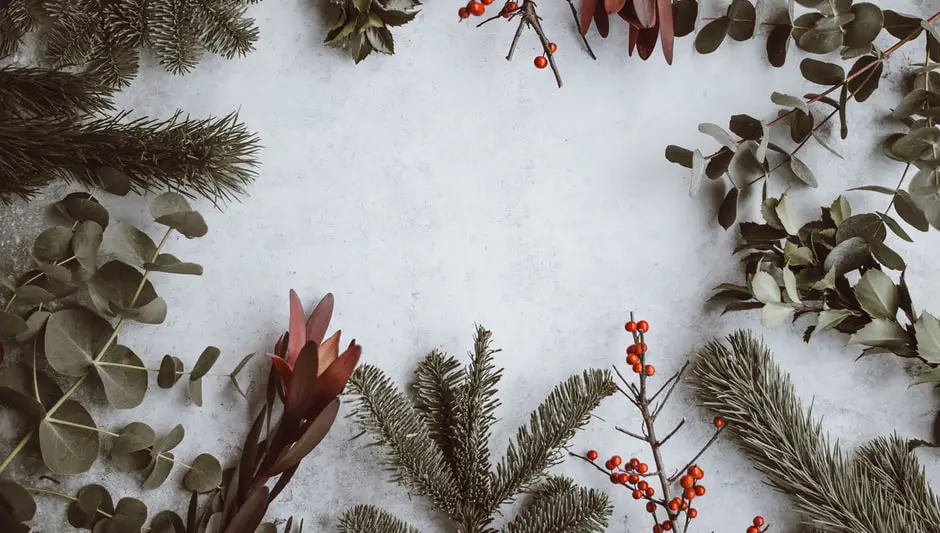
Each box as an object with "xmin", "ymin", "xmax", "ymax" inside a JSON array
[
  {"xmin": 695, "ymin": 16, "xmax": 730, "ymax": 54},
  {"xmin": 68, "ymin": 484, "xmax": 113, "ymax": 529},
  {"xmin": 40, "ymin": 400, "xmax": 100, "ymax": 475},
  {"xmin": 844, "ymin": 3, "xmax": 883, "ymax": 48},
  {"xmin": 800, "ymin": 58, "xmax": 844, "ymax": 85},
  {"xmin": 673, "ymin": 0, "xmax": 697, "ymax": 37},
  {"xmin": 0, "ymin": 311, "xmax": 29, "ymax": 338},
  {"xmin": 45, "ymin": 308, "xmax": 114, "ymax": 377},
  {"xmin": 190, "ymin": 347, "xmax": 221, "ymax": 381},
  {"xmin": 111, "ymin": 422, "xmax": 155, "ymax": 456},
  {"xmin": 727, "ymin": 0, "xmax": 755, "ymax": 41},
  {"xmin": 150, "ymin": 511, "xmax": 185, "ymax": 533},
  {"xmin": 158, "ymin": 355, "xmax": 184, "ymax": 388},
  {"xmin": 0, "ymin": 481, "xmax": 36, "ymax": 522},
  {"xmin": 142, "ymin": 452, "xmax": 175, "ymax": 490},
  {"xmin": 73, "ymin": 221, "xmax": 104, "ymax": 273},
  {"xmin": 183, "ymin": 453, "xmax": 222, "ymax": 493},
  {"xmin": 33, "ymin": 226, "xmax": 73, "ymax": 263}
]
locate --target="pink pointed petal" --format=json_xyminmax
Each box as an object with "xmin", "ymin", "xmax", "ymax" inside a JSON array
[
  {"xmin": 305, "ymin": 293, "xmax": 334, "ymax": 344},
  {"xmin": 634, "ymin": 0, "xmax": 656, "ymax": 27},
  {"xmin": 287, "ymin": 290, "xmax": 306, "ymax": 366},
  {"xmin": 318, "ymin": 330, "xmax": 341, "ymax": 375},
  {"xmin": 268, "ymin": 354, "xmax": 294, "ymax": 395},
  {"xmin": 657, "ymin": 0, "xmax": 674, "ymax": 64}
]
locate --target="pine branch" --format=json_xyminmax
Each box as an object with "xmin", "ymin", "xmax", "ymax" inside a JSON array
[
  {"xmin": 690, "ymin": 330, "xmax": 940, "ymax": 533},
  {"xmin": 346, "ymin": 363, "xmax": 460, "ymax": 516},
  {"xmin": 502, "ymin": 476, "xmax": 611, "ymax": 533},
  {"xmin": 87, "ymin": 41, "xmax": 140, "ymax": 88},
  {"xmin": 489, "ymin": 369, "xmax": 614, "ymax": 510},
  {"xmin": 854, "ymin": 436, "xmax": 940, "ymax": 527},
  {"xmin": 0, "ymin": 0, "xmax": 34, "ymax": 56},
  {"xmin": 411, "ymin": 349, "xmax": 464, "ymax": 472},
  {"xmin": 196, "ymin": 0, "xmax": 258, "ymax": 59},
  {"xmin": 147, "ymin": 0, "xmax": 200, "ymax": 75},
  {"xmin": 103, "ymin": 0, "xmax": 150, "ymax": 48},
  {"xmin": 453, "ymin": 326, "xmax": 501, "ymax": 522},
  {"xmin": 43, "ymin": 0, "xmax": 100, "ymax": 67},
  {"xmin": 0, "ymin": 67, "xmax": 116, "ymax": 118},
  {"xmin": 337, "ymin": 505, "xmax": 422, "ymax": 533},
  {"xmin": 0, "ymin": 109, "xmax": 260, "ymax": 203}
]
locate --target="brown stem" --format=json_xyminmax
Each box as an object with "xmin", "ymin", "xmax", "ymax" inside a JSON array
[
  {"xmin": 566, "ymin": 0, "xmax": 597, "ymax": 59},
  {"xmin": 522, "ymin": 1, "xmax": 563, "ymax": 88},
  {"xmin": 668, "ymin": 426, "xmax": 725, "ymax": 482},
  {"xmin": 884, "ymin": 163, "xmax": 912, "ymax": 214}
]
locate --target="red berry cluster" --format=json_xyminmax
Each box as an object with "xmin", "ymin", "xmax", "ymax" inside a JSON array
[
  {"xmin": 624, "ymin": 319, "xmax": 654, "ymax": 376},
  {"xmin": 457, "ymin": 0, "xmax": 556, "ymax": 70},
  {"xmin": 586, "ymin": 452, "xmax": 654, "ymax": 497},
  {"xmin": 457, "ymin": 0, "xmax": 490, "ymax": 18},
  {"xmin": 747, "ymin": 516, "xmax": 768, "ymax": 533}
]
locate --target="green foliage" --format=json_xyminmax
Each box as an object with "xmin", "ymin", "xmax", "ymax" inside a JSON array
[
  {"xmin": 0, "ymin": 0, "xmax": 263, "ymax": 87},
  {"xmin": 324, "ymin": 0, "xmax": 420, "ymax": 63},
  {"xmin": 341, "ymin": 325, "xmax": 614, "ymax": 533},
  {"xmin": 691, "ymin": 330, "xmax": 940, "ymax": 532}
]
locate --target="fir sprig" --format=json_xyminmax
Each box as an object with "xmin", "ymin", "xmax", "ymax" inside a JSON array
[
  {"xmin": 0, "ymin": 67, "xmax": 114, "ymax": 118},
  {"xmin": 341, "ymin": 325, "xmax": 614, "ymax": 533},
  {"xmin": 690, "ymin": 330, "xmax": 940, "ymax": 533}
]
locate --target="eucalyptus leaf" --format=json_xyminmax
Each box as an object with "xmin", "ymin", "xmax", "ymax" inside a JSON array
[
  {"xmin": 855, "ymin": 269, "xmax": 899, "ymax": 319},
  {"xmin": 159, "ymin": 424, "xmax": 185, "ymax": 452},
  {"xmin": 836, "ymin": 213, "xmax": 886, "ymax": 243},
  {"xmin": 0, "ymin": 311, "xmax": 29, "ymax": 338},
  {"xmin": 88, "ymin": 261, "xmax": 162, "ymax": 320},
  {"xmin": 40, "ymin": 400, "xmax": 100, "ymax": 474},
  {"xmin": 73, "ymin": 221, "xmax": 103, "ymax": 273},
  {"xmin": 150, "ymin": 193, "xmax": 193, "ymax": 219},
  {"xmin": 695, "ymin": 16, "xmax": 730, "ymax": 54},
  {"xmin": 823, "ymin": 236, "xmax": 869, "ymax": 276},
  {"xmin": 190, "ymin": 347, "xmax": 221, "ymax": 381},
  {"xmin": 690, "ymin": 149, "xmax": 705, "ymax": 197},
  {"xmin": 848, "ymin": 318, "xmax": 908, "ymax": 348},
  {"xmin": 798, "ymin": 27, "xmax": 843, "ymax": 54},
  {"xmin": 0, "ymin": 362, "xmax": 63, "ymax": 409},
  {"xmin": 706, "ymin": 149, "xmax": 733, "ymax": 179},
  {"xmin": 846, "ymin": 56, "xmax": 882, "ymax": 102},
  {"xmin": 189, "ymin": 378, "xmax": 203, "ymax": 407},
  {"xmin": 718, "ymin": 188, "xmax": 739, "ymax": 230},
  {"xmin": 844, "ymin": 3, "xmax": 883, "ymax": 48},
  {"xmin": 922, "ymin": 20, "xmax": 940, "ymax": 43},
  {"xmin": 792, "ymin": 13, "xmax": 823, "ymax": 41},
  {"xmin": 893, "ymin": 89, "xmax": 929, "ymax": 119},
  {"xmin": 111, "ymin": 497, "xmax": 148, "ymax": 533},
  {"xmin": 868, "ymin": 238, "xmax": 905, "ymax": 271},
  {"xmin": 96, "ymin": 168, "xmax": 131, "ymax": 196},
  {"xmin": 45, "ymin": 308, "xmax": 113, "ymax": 377},
  {"xmin": 144, "ymin": 254, "xmax": 203, "ymax": 276},
  {"xmin": 665, "ymin": 145, "xmax": 694, "ymax": 168},
  {"xmin": 771, "ymin": 92, "xmax": 808, "ymax": 113},
  {"xmin": 33, "ymin": 226, "xmax": 73, "ymax": 263},
  {"xmin": 111, "ymin": 448, "xmax": 152, "ymax": 473},
  {"xmin": 183, "ymin": 454, "xmax": 222, "ymax": 493},
  {"xmin": 766, "ymin": 25, "xmax": 791, "ymax": 67},
  {"xmin": 727, "ymin": 0, "xmax": 755, "ymax": 41},
  {"xmin": 880, "ymin": 212, "xmax": 913, "ymax": 242},
  {"xmin": 774, "ymin": 193, "xmax": 800, "ymax": 235},
  {"xmin": 894, "ymin": 191, "xmax": 929, "ymax": 231},
  {"xmin": 155, "ymin": 212, "xmax": 208, "ymax": 239},
  {"xmin": 814, "ymin": 309, "xmax": 856, "ymax": 335},
  {"xmin": 143, "ymin": 452, "xmax": 175, "ymax": 490},
  {"xmin": 96, "ymin": 344, "xmax": 148, "ymax": 409},
  {"xmin": 112, "ymin": 297, "xmax": 167, "ymax": 325},
  {"xmin": 673, "ymin": 0, "xmax": 698, "ymax": 36},
  {"xmin": 158, "ymin": 355, "xmax": 185, "ymax": 388},
  {"xmin": 914, "ymin": 312, "xmax": 940, "ymax": 363},
  {"xmin": 0, "ymin": 481, "xmax": 36, "ymax": 523},
  {"xmin": 39, "ymin": 263, "xmax": 72, "ymax": 284},
  {"xmin": 150, "ymin": 511, "xmax": 185, "ymax": 533},
  {"xmin": 111, "ymin": 422, "xmax": 155, "ymax": 456},
  {"xmin": 0, "ymin": 387, "xmax": 46, "ymax": 423},
  {"xmin": 55, "ymin": 194, "xmax": 110, "ymax": 229},
  {"xmin": 15, "ymin": 310, "xmax": 50, "ymax": 343},
  {"xmin": 788, "ymin": 156, "xmax": 818, "ymax": 187},
  {"xmin": 698, "ymin": 123, "xmax": 737, "ymax": 149},
  {"xmin": 68, "ymin": 485, "xmax": 113, "ymax": 528},
  {"xmin": 15, "ymin": 284, "xmax": 55, "ymax": 305},
  {"xmin": 229, "ymin": 352, "xmax": 255, "ymax": 399},
  {"xmin": 800, "ymin": 58, "xmax": 844, "ymax": 85},
  {"xmin": 790, "ymin": 109, "xmax": 814, "ymax": 142},
  {"xmin": 814, "ymin": 14, "xmax": 854, "ymax": 31},
  {"xmin": 114, "ymin": 225, "xmax": 158, "ymax": 268}
]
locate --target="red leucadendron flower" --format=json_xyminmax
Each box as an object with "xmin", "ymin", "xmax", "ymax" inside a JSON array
[{"xmin": 580, "ymin": 0, "xmax": 674, "ymax": 63}]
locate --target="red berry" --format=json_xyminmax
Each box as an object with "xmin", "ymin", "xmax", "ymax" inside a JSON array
[
  {"xmin": 605, "ymin": 460, "xmax": 613, "ymax": 470},
  {"xmin": 609, "ymin": 473, "xmax": 619, "ymax": 484},
  {"xmin": 632, "ymin": 362, "xmax": 643, "ymax": 374},
  {"xmin": 629, "ymin": 458, "xmax": 640, "ymax": 468},
  {"xmin": 667, "ymin": 500, "xmax": 680, "ymax": 511},
  {"xmin": 753, "ymin": 517, "xmax": 765, "ymax": 527},
  {"xmin": 618, "ymin": 473, "xmax": 629, "ymax": 484},
  {"xmin": 679, "ymin": 475, "xmax": 694, "ymax": 489},
  {"xmin": 481, "ymin": 0, "xmax": 494, "ymax": 4},
  {"xmin": 713, "ymin": 416, "xmax": 726, "ymax": 428},
  {"xmin": 627, "ymin": 344, "xmax": 638, "ymax": 355},
  {"xmin": 627, "ymin": 353, "xmax": 640, "ymax": 365},
  {"xmin": 586, "ymin": 449, "xmax": 599, "ymax": 461},
  {"xmin": 645, "ymin": 487, "xmax": 655, "ymax": 497},
  {"xmin": 638, "ymin": 320, "xmax": 649, "ymax": 332},
  {"xmin": 694, "ymin": 485, "xmax": 706, "ymax": 496},
  {"xmin": 653, "ymin": 526, "xmax": 662, "ymax": 533},
  {"xmin": 747, "ymin": 528, "xmax": 759, "ymax": 533},
  {"xmin": 625, "ymin": 321, "xmax": 637, "ymax": 332},
  {"xmin": 632, "ymin": 489, "xmax": 643, "ymax": 500},
  {"xmin": 610, "ymin": 455, "xmax": 622, "ymax": 467},
  {"xmin": 690, "ymin": 465, "xmax": 704, "ymax": 480},
  {"xmin": 468, "ymin": 1, "xmax": 485, "ymax": 15},
  {"xmin": 534, "ymin": 56, "xmax": 548, "ymax": 69},
  {"xmin": 688, "ymin": 508, "xmax": 698, "ymax": 519},
  {"xmin": 637, "ymin": 481, "xmax": 649, "ymax": 491},
  {"xmin": 662, "ymin": 523, "xmax": 672, "ymax": 531},
  {"xmin": 628, "ymin": 474, "xmax": 640, "ymax": 484},
  {"xmin": 645, "ymin": 365, "xmax": 656, "ymax": 376},
  {"xmin": 636, "ymin": 463, "xmax": 649, "ymax": 474},
  {"xmin": 683, "ymin": 488, "xmax": 696, "ymax": 500},
  {"xmin": 646, "ymin": 502, "xmax": 656, "ymax": 513},
  {"xmin": 458, "ymin": 7, "xmax": 469, "ymax": 18},
  {"xmin": 681, "ymin": 501, "xmax": 689, "ymax": 511}
]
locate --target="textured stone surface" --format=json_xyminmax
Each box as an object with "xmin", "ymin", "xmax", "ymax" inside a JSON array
[{"xmin": 2, "ymin": 0, "xmax": 940, "ymax": 531}]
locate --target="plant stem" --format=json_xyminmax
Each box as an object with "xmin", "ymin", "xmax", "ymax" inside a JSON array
[
  {"xmin": 47, "ymin": 417, "xmax": 121, "ymax": 437},
  {"xmin": 23, "ymin": 486, "xmax": 115, "ymax": 518},
  {"xmin": 885, "ymin": 163, "xmax": 912, "ymax": 214},
  {"xmin": 131, "ymin": 228, "xmax": 172, "ymax": 305}
]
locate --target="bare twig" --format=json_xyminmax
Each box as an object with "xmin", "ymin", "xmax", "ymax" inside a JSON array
[
  {"xmin": 657, "ymin": 419, "xmax": 686, "ymax": 447},
  {"xmin": 669, "ymin": 426, "xmax": 725, "ymax": 482},
  {"xmin": 564, "ymin": 0, "xmax": 596, "ymax": 59},
  {"xmin": 615, "ymin": 426, "xmax": 649, "ymax": 442}
]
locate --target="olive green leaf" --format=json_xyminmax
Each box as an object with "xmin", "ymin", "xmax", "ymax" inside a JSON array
[
  {"xmin": 784, "ymin": 241, "xmax": 814, "ymax": 265},
  {"xmin": 696, "ymin": 16, "xmax": 730, "ymax": 54},
  {"xmin": 45, "ymin": 308, "xmax": 114, "ymax": 377},
  {"xmin": 88, "ymin": 261, "xmax": 167, "ymax": 324},
  {"xmin": 815, "ymin": 13, "xmax": 855, "ymax": 30},
  {"xmin": 143, "ymin": 452, "xmax": 175, "ymax": 490},
  {"xmin": 114, "ymin": 224, "xmax": 158, "ymax": 268},
  {"xmin": 55, "ymin": 193, "xmax": 110, "ymax": 230},
  {"xmin": 798, "ymin": 26, "xmax": 843, "ymax": 54},
  {"xmin": 0, "ymin": 363, "xmax": 63, "ymax": 409},
  {"xmin": 790, "ymin": 109, "xmax": 813, "ymax": 142},
  {"xmin": 0, "ymin": 271, "xmax": 14, "ymax": 291},
  {"xmin": 868, "ymin": 238, "xmax": 905, "ymax": 270},
  {"xmin": 893, "ymin": 90, "xmax": 929, "ymax": 118},
  {"xmin": 256, "ymin": 524, "xmax": 277, "ymax": 533},
  {"xmin": 15, "ymin": 310, "xmax": 50, "ymax": 343},
  {"xmin": 183, "ymin": 454, "xmax": 222, "ymax": 493},
  {"xmin": 665, "ymin": 145, "xmax": 694, "ymax": 168},
  {"xmin": 112, "ymin": 297, "xmax": 167, "ymax": 325},
  {"xmin": 673, "ymin": 0, "xmax": 698, "ymax": 36},
  {"xmin": 0, "ymin": 311, "xmax": 29, "ymax": 338},
  {"xmin": 67, "ymin": 484, "xmax": 114, "ymax": 528},
  {"xmin": 844, "ymin": 3, "xmax": 883, "ymax": 48},
  {"xmin": 690, "ymin": 149, "xmax": 705, "ymax": 197},
  {"xmin": 190, "ymin": 347, "xmax": 221, "ymax": 381},
  {"xmin": 718, "ymin": 188, "xmax": 739, "ymax": 230},
  {"xmin": 229, "ymin": 352, "xmax": 255, "ymax": 399},
  {"xmin": 774, "ymin": 193, "xmax": 800, "ymax": 235},
  {"xmin": 766, "ymin": 25, "xmax": 792, "ymax": 67},
  {"xmin": 0, "ymin": 385, "xmax": 45, "ymax": 422},
  {"xmin": 151, "ymin": 193, "xmax": 208, "ymax": 239},
  {"xmin": 761, "ymin": 198, "xmax": 784, "ymax": 229},
  {"xmin": 39, "ymin": 263, "xmax": 72, "ymax": 284},
  {"xmin": 909, "ymin": 168, "xmax": 940, "ymax": 229},
  {"xmin": 189, "ymin": 378, "xmax": 203, "ymax": 407},
  {"xmin": 104, "ymin": 497, "xmax": 148, "ymax": 533},
  {"xmin": 158, "ymin": 355, "xmax": 185, "ymax": 388},
  {"xmin": 910, "ymin": 367, "xmax": 940, "ymax": 386},
  {"xmin": 727, "ymin": 0, "xmax": 755, "ymax": 41},
  {"xmin": 771, "ymin": 92, "xmax": 808, "ymax": 113},
  {"xmin": 40, "ymin": 400, "xmax": 100, "ymax": 474},
  {"xmin": 0, "ymin": 481, "xmax": 36, "ymax": 523},
  {"xmin": 894, "ymin": 191, "xmax": 929, "ymax": 231},
  {"xmin": 835, "ymin": 213, "xmax": 886, "ymax": 242},
  {"xmin": 792, "ymin": 12, "xmax": 823, "ymax": 41},
  {"xmin": 111, "ymin": 422, "xmax": 156, "ymax": 456},
  {"xmin": 150, "ymin": 511, "xmax": 185, "ymax": 533},
  {"xmin": 729, "ymin": 114, "xmax": 762, "ymax": 140},
  {"xmin": 794, "ymin": 0, "xmax": 823, "ymax": 7},
  {"xmin": 848, "ymin": 318, "xmax": 907, "ymax": 348},
  {"xmin": 698, "ymin": 123, "xmax": 737, "ymax": 149},
  {"xmin": 96, "ymin": 344, "xmax": 148, "ymax": 409},
  {"xmin": 788, "ymin": 156, "xmax": 817, "ymax": 187},
  {"xmin": 144, "ymin": 254, "xmax": 203, "ymax": 276},
  {"xmin": 814, "ymin": 309, "xmax": 856, "ymax": 336},
  {"xmin": 206, "ymin": 513, "xmax": 223, "ymax": 533},
  {"xmin": 782, "ymin": 265, "xmax": 800, "ymax": 303},
  {"xmin": 800, "ymin": 58, "xmax": 844, "ymax": 85},
  {"xmin": 24, "ymin": 272, "xmax": 77, "ymax": 299},
  {"xmin": 750, "ymin": 271, "xmax": 781, "ymax": 304},
  {"xmin": 706, "ymin": 149, "xmax": 734, "ymax": 179},
  {"xmin": 914, "ymin": 313, "xmax": 940, "ymax": 363},
  {"xmin": 157, "ymin": 424, "xmax": 185, "ymax": 453},
  {"xmin": 881, "ymin": 212, "xmax": 914, "ymax": 242},
  {"xmin": 15, "ymin": 284, "xmax": 55, "ymax": 305},
  {"xmin": 823, "ymin": 236, "xmax": 869, "ymax": 276},
  {"xmin": 73, "ymin": 221, "xmax": 104, "ymax": 273},
  {"xmin": 761, "ymin": 303, "xmax": 793, "ymax": 327},
  {"xmin": 890, "ymin": 127, "xmax": 940, "ymax": 162},
  {"xmin": 855, "ymin": 270, "xmax": 899, "ymax": 319},
  {"xmin": 831, "ymin": 196, "xmax": 851, "ymax": 226},
  {"xmin": 33, "ymin": 226, "xmax": 73, "ymax": 263},
  {"xmin": 96, "ymin": 168, "xmax": 131, "ymax": 196}
]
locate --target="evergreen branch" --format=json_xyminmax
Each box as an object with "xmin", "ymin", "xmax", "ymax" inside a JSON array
[
  {"xmin": 43, "ymin": 0, "xmax": 99, "ymax": 67},
  {"xmin": 0, "ymin": 67, "xmax": 116, "ymax": 118},
  {"xmin": 148, "ymin": 0, "xmax": 200, "ymax": 74},
  {"xmin": 502, "ymin": 476, "xmax": 611, "ymax": 533},
  {"xmin": 337, "ymin": 505, "xmax": 422, "ymax": 533},
  {"xmin": 197, "ymin": 0, "xmax": 259, "ymax": 59},
  {"xmin": 87, "ymin": 41, "xmax": 140, "ymax": 88},
  {"xmin": 453, "ymin": 326, "xmax": 501, "ymax": 518},
  {"xmin": 489, "ymin": 369, "xmax": 614, "ymax": 510},
  {"xmin": 689, "ymin": 330, "xmax": 940, "ymax": 533},
  {"xmin": 102, "ymin": 0, "xmax": 150, "ymax": 48},
  {"xmin": 0, "ymin": 109, "xmax": 260, "ymax": 203},
  {"xmin": 411, "ymin": 349, "xmax": 464, "ymax": 472},
  {"xmin": 346, "ymin": 364, "xmax": 460, "ymax": 515},
  {"xmin": 0, "ymin": 0, "xmax": 34, "ymax": 56},
  {"xmin": 854, "ymin": 436, "xmax": 940, "ymax": 527}
]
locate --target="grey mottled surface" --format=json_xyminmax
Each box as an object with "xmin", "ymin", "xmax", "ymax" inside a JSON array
[{"xmin": 2, "ymin": 0, "xmax": 940, "ymax": 531}]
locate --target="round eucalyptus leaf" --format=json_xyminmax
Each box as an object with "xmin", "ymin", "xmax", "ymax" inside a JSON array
[
  {"xmin": 766, "ymin": 24, "xmax": 791, "ymax": 67},
  {"xmin": 14, "ymin": 284, "xmax": 55, "ymax": 305},
  {"xmin": 695, "ymin": 16, "xmax": 730, "ymax": 54},
  {"xmin": 0, "ymin": 387, "xmax": 46, "ymax": 423},
  {"xmin": 0, "ymin": 271, "xmax": 14, "ymax": 291},
  {"xmin": 844, "ymin": 3, "xmax": 883, "ymax": 48},
  {"xmin": 33, "ymin": 226, "xmax": 73, "ymax": 263},
  {"xmin": 15, "ymin": 310, "xmax": 50, "ymax": 343},
  {"xmin": 155, "ymin": 424, "xmax": 185, "ymax": 453},
  {"xmin": 0, "ymin": 311, "xmax": 29, "ymax": 338},
  {"xmin": 814, "ymin": 13, "xmax": 854, "ymax": 30},
  {"xmin": 111, "ymin": 422, "xmax": 155, "ymax": 456},
  {"xmin": 45, "ymin": 308, "xmax": 113, "ymax": 377},
  {"xmin": 112, "ymin": 297, "xmax": 168, "ymax": 325},
  {"xmin": 22, "ymin": 271, "xmax": 78, "ymax": 299},
  {"xmin": 727, "ymin": 0, "xmax": 755, "ymax": 41},
  {"xmin": 113, "ymin": 224, "xmax": 158, "ymax": 268},
  {"xmin": 155, "ymin": 212, "xmax": 208, "ymax": 239},
  {"xmin": 68, "ymin": 484, "xmax": 113, "ymax": 529},
  {"xmin": 190, "ymin": 347, "xmax": 221, "ymax": 381},
  {"xmin": 111, "ymin": 449, "xmax": 153, "ymax": 473},
  {"xmin": 0, "ymin": 362, "xmax": 63, "ymax": 409},
  {"xmin": 150, "ymin": 192, "xmax": 193, "ymax": 219},
  {"xmin": 95, "ymin": 345, "xmax": 148, "ymax": 409},
  {"xmin": 799, "ymin": 58, "xmax": 844, "ymax": 85},
  {"xmin": 798, "ymin": 27, "xmax": 843, "ymax": 54},
  {"xmin": 40, "ymin": 263, "xmax": 72, "ymax": 284},
  {"xmin": 144, "ymin": 254, "xmax": 204, "ymax": 276},
  {"xmin": 88, "ymin": 261, "xmax": 160, "ymax": 318},
  {"xmin": 794, "ymin": 0, "xmax": 823, "ymax": 7},
  {"xmin": 882, "ymin": 9, "xmax": 921, "ymax": 39},
  {"xmin": 183, "ymin": 453, "xmax": 222, "ymax": 493},
  {"xmin": 895, "ymin": 190, "xmax": 930, "ymax": 231},
  {"xmin": 0, "ymin": 481, "xmax": 35, "ymax": 523},
  {"xmin": 882, "ymin": 133, "xmax": 908, "ymax": 161},
  {"xmin": 96, "ymin": 167, "xmax": 131, "ymax": 196},
  {"xmin": 40, "ymin": 399, "xmax": 100, "ymax": 475},
  {"xmin": 150, "ymin": 511, "xmax": 185, "ymax": 533},
  {"xmin": 847, "ymin": 56, "xmax": 882, "ymax": 102},
  {"xmin": 823, "ymin": 236, "xmax": 870, "ymax": 276},
  {"xmin": 718, "ymin": 187, "xmax": 739, "ymax": 229},
  {"xmin": 672, "ymin": 0, "xmax": 697, "ymax": 37},
  {"xmin": 142, "ymin": 452, "xmax": 174, "ymax": 490},
  {"xmin": 73, "ymin": 221, "xmax": 104, "ymax": 273},
  {"xmin": 792, "ymin": 13, "xmax": 823, "ymax": 41},
  {"xmin": 891, "ymin": 127, "xmax": 940, "ymax": 162},
  {"xmin": 836, "ymin": 213, "xmax": 886, "ymax": 243},
  {"xmin": 110, "ymin": 497, "xmax": 148, "ymax": 533},
  {"xmin": 189, "ymin": 377, "xmax": 203, "ymax": 407},
  {"xmin": 157, "ymin": 355, "xmax": 184, "ymax": 388},
  {"xmin": 55, "ymin": 193, "xmax": 110, "ymax": 230},
  {"xmin": 909, "ymin": 169, "xmax": 940, "ymax": 229}
]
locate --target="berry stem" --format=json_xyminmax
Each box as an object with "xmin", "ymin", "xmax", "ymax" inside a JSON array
[{"xmin": 668, "ymin": 425, "xmax": 725, "ymax": 483}]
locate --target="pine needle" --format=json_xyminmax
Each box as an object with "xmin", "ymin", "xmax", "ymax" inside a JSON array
[
  {"xmin": 411, "ymin": 349, "xmax": 464, "ymax": 473},
  {"xmin": 690, "ymin": 330, "xmax": 940, "ymax": 533},
  {"xmin": 0, "ymin": 67, "xmax": 115, "ymax": 118},
  {"xmin": 503, "ymin": 476, "xmax": 611, "ymax": 533},
  {"xmin": 337, "ymin": 505, "xmax": 421, "ymax": 533}
]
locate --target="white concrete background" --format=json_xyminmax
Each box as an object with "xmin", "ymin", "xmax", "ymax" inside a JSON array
[{"xmin": 3, "ymin": 0, "xmax": 940, "ymax": 531}]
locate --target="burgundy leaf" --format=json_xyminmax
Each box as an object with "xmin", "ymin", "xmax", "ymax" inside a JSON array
[
  {"xmin": 309, "ymin": 342, "xmax": 362, "ymax": 414},
  {"xmin": 305, "ymin": 293, "xmax": 333, "ymax": 345},
  {"xmin": 268, "ymin": 399, "xmax": 341, "ymax": 475},
  {"xmin": 637, "ymin": 25, "xmax": 659, "ymax": 59},
  {"xmin": 283, "ymin": 342, "xmax": 320, "ymax": 423},
  {"xmin": 222, "ymin": 487, "xmax": 269, "ymax": 533},
  {"xmin": 237, "ymin": 406, "xmax": 267, "ymax": 503},
  {"xmin": 634, "ymin": 0, "xmax": 657, "ymax": 27},
  {"xmin": 319, "ymin": 330, "xmax": 341, "ymax": 373},
  {"xmin": 580, "ymin": 0, "xmax": 597, "ymax": 34},
  {"xmin": 618, "ymin": 0, "xmax": 639, "ymax": 25},
  {"xmin": 273, "ymin": 332, "xmax": 287, "ymax": 359},
  {"xmin": 657, "ymin": 0, "xmax": 674, "ymax": 63},
  {"xmin": 605, "ymin": 0, "xmax": 626, "ymax": 13},
  {"xmin": 267, "ymin": 355, "xmax": 292, "ymax": 392},
  {"xmin": 287, "ymin": 290, "xmax": 305, "ymax": 366},
  {"xmin": 594, "ymin": 5, "xmax": 610, "ymax": 37},
  {"xmin": 629, "ymin": 24, "xmax": 638, "ymax": 55},
  {"xmin": 268, "ymin": 465, "xmax": 298, "ymax": 503}
]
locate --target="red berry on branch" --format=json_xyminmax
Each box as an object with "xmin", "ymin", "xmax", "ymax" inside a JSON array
[
  {"xmin": 637, "ymin": 481, "xmax": 649, "ymax": 491},
  {"xmin": 679, "ymin": 475, "xmax": 694, "ymax": 489},
  {"xmin": 618, "ymin": 473, "xmax": 629, "ymax": 484},
  {"xmin": 683, "ymin": 488, "xmax": 696, "ymax": 500},
  {"xmin": 645, "ymin": 365, "xmax": 656, "ymax": 376},
  {"xmin": 586, "ymin": 449, "xmax": 598, "ymax": 461},
  {"xmin": 747, "ymin": 528, "xmax": 759, "ymax": 533},
  {"xmin": 653, "ymin": 526, "xmax": 662, "ymax": 533},
  {"xmin": 645, "ymin": 487, "xmax": 655, "ymax": 497},
  {"xmin": 632, "ymin": 362, "xmax": 643, "ymax": 374},
  {"xmin": 458, "ymin": 7, "xmax": 469, "ymax": 18},
  {"xmin": 632, "ymin": 489, "xmax": 643, "ymax": 500},
  {"xmin": 628, "ymin": 474, "xmax": 640, "ymax": 484},
  {"xmin": 610, "ymin": 455, "xmax": 622, "ymax": 467},
  {"xmin": 713, "ymin": 416, "xmax": 726, "ymax": 428},
  {"xmin": 534, "ymin": 56, "xmax": 548, "ymax": 69},
  {"xmin": 629, "ymin": 458, "xmax": 640, "ymax": 468},
  {"xmin": 646, "ymin": 502, "xmax": 656, "ymax": 513},
  {"xmin": 609, "ymin": 473, "xmax": 619, "ymax": 484},
  {"xmin": 680, "ymin": 501, "xmax": 689, "ymax": 511},
  {"xmin": 688, "ymin": 508, "xmax": 698, "ymax": 519},
  {"xmin": 662, "ymin": 523, "xmax": 673, "ymax": 531},
  {"xmin": 468, "ymin": 1, "xmax": 485, "ymax": 15},
  {"xmin": 690, "ymin": 465, "xmax": 704, "ymax": 480},
  {"xmin": 753, "ymin": 516, "xmax": 765, "ymax": 527},
  {"xmin": 627, "ymin": 353, "xmax": 640, "ymax": 365},
  {"xmin": 481, "ymin": 0, "xmax": 494, "ymax": 5},
  {"xmin": 638, "ymin": 320, "xmax": 649, "ymax": 332},
  {"xmin": 668, "ymin": 500, "xmax": 680, "ymax": 511},
  {"xmin": 694, "ymin": 485, "xmax": 706, "ymax": 496},
  {"xmin": 626, "ymin": 320, "xmax": 637, "ymax": 332},
  {"xmin": 627, "ymin": 344, "xmax": 638, "ymax": 355},
  {"xmin": 636, "ymin": 463, "xmax": 649, "ymax": 474}
]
